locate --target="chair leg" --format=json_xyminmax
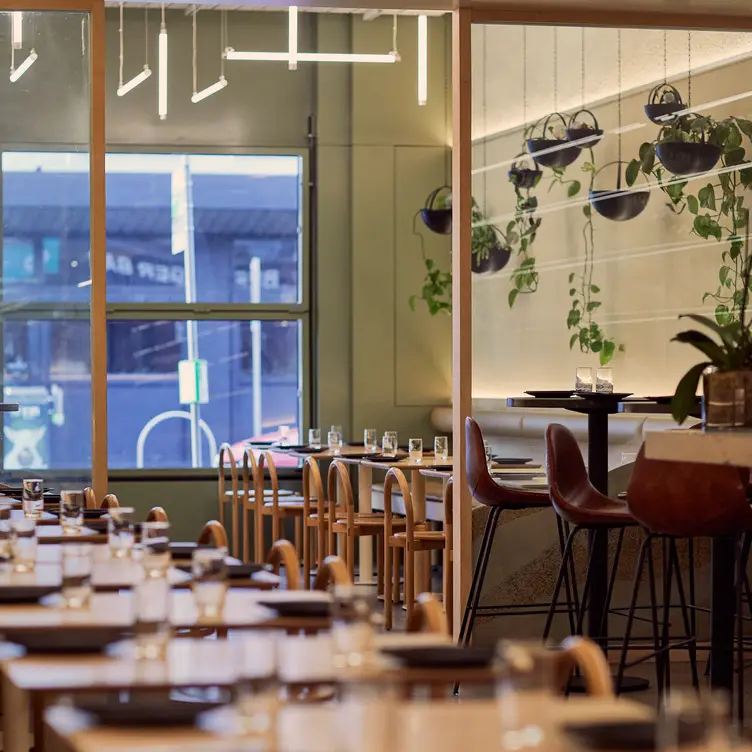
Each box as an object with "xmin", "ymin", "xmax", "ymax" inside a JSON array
[
  {"xmin": 645, "ymin": 534, "xmax": 664, "ymax": 698},
  {"xmin": 347, "ymin": 530, "xmax": 355, "ymax": 583},
  {"xmin": 660, "ymin": 538, "xmax": 674, "ymax": 693},
  {"xmin": 272, "ymin": 510, "xmax": 280, "ymax": 546},
  {"xmin": 384, "ymin": 541, "xmax": 393, "ymax": 630},
  {"xmin": 444, "ymin": 545, "xmax": 453, "ymax": 636},
  {"xmin": 376, "ymin": 534, "xmax": 384, "ymax": 596},
  {"xmin": 599, "ymin": 528, "xmax": 626, "ymax": 636},
  {"xmin": 736, "ymin": 533, "xmax": 745, "ymax": 726},
  {"xmin": 543, "ymin": 525, "xmax": 581, "ymax": 642},
  {"xmin": 575, "ymin": 531, "xmax": 600, "ymax": 637},
  {"xmin": 294, "ymin": 517, "xmax": 302, "ymax": 559},
  {"xmin": 303, "ymin": 524, "xmax": 311, "ymax": 590},
  {"xmin": 457, "ymin": 506, "xmax": 502, "ymax": 646},
  {"xmin": 405, "ymin": 546, "xmax": 415, "ymax": 627},
  {"xmin": 557, "ymin": 516, "xmax": 577, "ymax": 637},
  {"xmin": 669, "ymin": 539, "xmax": 699, "ymax": 690},
  {"xmin": 422, "ymin": 550, "xmax": 432, "ymax": 595},
  {"xmin": 393, "ymin": 548, "xmax": 401, "ymax": 604}
]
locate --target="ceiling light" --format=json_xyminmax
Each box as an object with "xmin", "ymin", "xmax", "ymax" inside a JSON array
[
  {"xmin": 158, "ymin": 5, "xmax": 167, "ymax": 120},
  {"xmin": 225, "ymin": 48, "xmax": 397, "ymax": 64},
  {"xmin": 191, "ymin": 74, "xmax": 227, "ymax": 103},
  {"xmin": 9, "ymin": 49, "xmax": 36, "ymax": 82},
  {"xmin": 11, "ymin": 12, "xmax": 22, "ymax": 50},
  {"xmin": 417, "ymin": 15, "xmax": 427, "ymax": 106},
  {"xmin": 288, "ymin": 6, "xmax": 297, "ymax": 71},
  {"xmin": 117, "ymin": 64, "xmax": 151, "ymax": 96}
]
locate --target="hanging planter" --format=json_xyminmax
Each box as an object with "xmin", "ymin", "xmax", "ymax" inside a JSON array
[
  {"xmin": 590, "ymin": 161, "xmax": 650, "ymax": 221},
  {"xmin": 507, "ymin": 156, "xmax": 542, "ymax": 190},
  {"xmin": 644, "ymin": 83, "xmax": 685, "ymax": 125},
  {"xmin": 566, "ymin": 109, "xmax": 603, "ymax": 147},
  {"xmin": 655, "ymin": 113, "xmax": 723, "ymax": 176},
  {"xmin": 527, "ymin": 113, "xmax": 582, "ymax": 169},
  {"xmin": 419, "ymin": 186, "xmax": 452, "ymax": 235},
  {"xmin": 472, "ymin": 243, "xmax": 511, "ymax": 275}
]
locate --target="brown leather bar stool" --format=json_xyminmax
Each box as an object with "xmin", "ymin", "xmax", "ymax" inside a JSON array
[
  {"xmin": 619, "ymin": 446, "xmax": 752, "ymax": 718},
  {"xmin": 543, "ymin": 423, "xmax": 636, "ymax": 643},
  {"xmin": 458, "ymin": 418, "xmax": 560, "ymax": 649}
]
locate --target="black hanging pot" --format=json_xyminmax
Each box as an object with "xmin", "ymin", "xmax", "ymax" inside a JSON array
[
  {"xmin": 508, "ymin": 155, "xmax": 542, "ymax": 190},
  {"xmin": 472, "ymin": 243, "xmax": 511, "ymax": 275},
  {"xmin": 644, "ymin": 83, "xmax": 685, "ymax": 125},
  {"xmin": 420, "ymin": 186, "xmax": 452, "ymax": 235},
  {"xmin": 566, "ymin": 109, "xmax": 604, "ymax": 148},
  {"xmin": 589, "ymin": 161, "xmax": 650, "ymax": 221},
  {"xmin": 527, "ymin": 113, "xmax": 582, "ymax": 169},
  {"xmin": 655, "ymin": 141, "xmax": 722, "ymax": 176}
]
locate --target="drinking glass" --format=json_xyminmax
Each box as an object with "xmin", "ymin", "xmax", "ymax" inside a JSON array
[
  {"xmin": 328, "ymin": 431, "xmax": 342, "ymax": 455},
  {"xmin": 657, "ymin": 689, "xmax": 730, "ymax": 752},
  {"xmin": 107, "ymin": 506, "xmax": 136, "ymax": 559},
  {"xmin": 363, "ymin": 428, "xmax": 378, "ymax": 452},
  {"xmin": 384, "ymin": 431, "xmax": 398, "ymax": 453},
  {"xmin": 331, "ymin": 585, "xmax": 375, "ymax": 669},
  {"xmin": 434, "ymin": 436, "xmax": 449, "ymax": 461},
  {"xmin": 484, "ymin": 440, "xmax": 493, "ymax": 470},
  {"xmin": 408, "ymin": 438, "xmax": 423, "ymax": 463},
  {"xmin": 0, "ymin": 504, "xmax": 12, "ymax": 565},
  {"xmin": 381, "ymin": 434, "xmax": 397, "ymax": 457},
  {"xmin": 308, "ymin": 428, "xmax": 322, "ymax": 448},
  {"xmin": 575, "ymin": 366, "xmax": 593, "ymax": 393},
  {"xmin": 133, "ymin": 570, "xmax": 172, "ymax": 660},
  {"xmin": 330, "ymin": 425, "xmax": 344, "ymax": 448},
  {"xmin": 191, "ymin": 547, "xmax": 228, "ymax": 618},
  {"xmin": 278, "ymin": 425, "xmax": 290, "ymax": 445},
  {"xmin": 61, "ymin": 544, "xmax": 93, "ymax": 609},
  {"xmin": 10, "ymin": 518, "xmax": 37, "ymax": 573},
  {"xmin": 236, "ymin": 632, "xmax": 279, "ymax": 736},
  {"xmin": 60, "ymin": 490, "xmax": 84, "ymax": 535},
  {"xmin": 596, "ymin": 367, "xmax": 614, "ymax": 394},
  {"xmin": 139, "ymin": 521, "xmax": 171, "ymax": 576},
  {"xmin": 22, "ymin": 479, "xmax": 43, "ymax": 519}
]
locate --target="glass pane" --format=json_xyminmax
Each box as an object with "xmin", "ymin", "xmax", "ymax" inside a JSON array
[{"xmin": 107, "ymin": 319, "xmax": 301, "ymax": 469}]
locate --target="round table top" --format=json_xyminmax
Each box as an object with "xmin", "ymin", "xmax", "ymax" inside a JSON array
[
  {"xmin": 506, "ymin": 396, "xmax": 625, "ymax": 414},
  {"xmin": 0, "ymin": 404, "xmax": 19, "ymax": 412}
]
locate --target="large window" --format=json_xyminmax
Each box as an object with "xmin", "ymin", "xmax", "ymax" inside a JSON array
[{"xmin": 2, "ymin": 151, "xmax": 305, "ymax": 471}]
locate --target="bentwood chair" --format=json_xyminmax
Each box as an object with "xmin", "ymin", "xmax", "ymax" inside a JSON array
[
  {"xmin": 313, "ymin": 555, "xmax": 352, "ymax": 592},
  {"xmin": 266, "ymin": 539, "xmax": 302, "ymax": 590},
  {"xmin": 618, "ymin": 445, "xmax": 752, "ymax": 718},
  {"xmin": 100, "ymin": 494, "xmax": 120, "ymax": 509},
  {"xmin": 83, "ymin": 487, "xmax": 96, "ymax": 509},
  {"xmin": 146, "ymin": 506, "xmax": 168, "ymax": 523},
  {"xmin": 407, "ymin": 593, "xmax": 450, "ymax": 636},
  {"xmin": 198, "ymin": 520, "xmax": 229, "ymax": 549}
]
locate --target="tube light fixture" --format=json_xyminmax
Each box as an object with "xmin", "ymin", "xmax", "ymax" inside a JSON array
[
  {"xmin": 191, "ymin": 74, "xmax": 227, "ymax": 103},
  {"xmin": 117, "ymin": 64, "xmax": 151, "ymax": 96},
  {"xmin": 288, "ymin": 6, "xmax": 298, "ymax": 71},
  {"xmin": 9, "ymin": 49, "xmax": 37, "ymax": 82},
  {"xmin": 11, "ymin": 12, "xmax": 22, "ymax": 50},
  {"xmin": 158, "ymin": 20, "xmax": 167, "ymax": 119},
  {"xmin": 225, "ymin": 48, "xmax": 398, "ymax": 64},
  {"xmin": 417, "ymin": 14, "xmax": 427, "ymax": 106}
]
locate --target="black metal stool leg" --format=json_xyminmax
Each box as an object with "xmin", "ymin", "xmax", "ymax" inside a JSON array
[
  {"xmin": 563, "ymin": 521, "xmax": 581, "ymax": 622},
  {"xmin": 557, "ymin": 516, "xmax": 577, "ymax": 637},
  {"xmin": 669, "ymin": 539, "xmax": 699, "ymax": 690},
  {"xmin": 660, "ymin": 537, "xmax": 674, "ymax": 693},
  {"xmin": 646, "ymin": 535, "xmax": 664, "ymax": 698},
  {"xmin": 543, "ymin": 525, "xmax": 581, "ymax": 641},
  {"xmin": 575, "ymin": 531, "xmax": 599, "ymax": 637},
  {"xmin": 736, "ymin": 533, "xmax": 745, "ymax": 725},
  {"xmin": 600, "ymin": 528, "xmax": 626, "ymax": 636}
]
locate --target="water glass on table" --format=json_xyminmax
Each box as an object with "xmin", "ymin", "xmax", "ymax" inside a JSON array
[
  {"xmin": 382, "ymin": 433, "xmax": 397, "ymax": 457},
  {"xmin": 133, "ymin": 572, "xmax": 171, "ymax": 660},
  {"xmin": 22, "ymin": 479, "xmax": 43, "ymax": 519},
  {"xmin": 408, "ymin": 438, "xmax": 423, "ymax": 463},
  {"xmin": 332, "ymin": 585, "xmax": 375, "ymax": 669},
  {"xmin": 331, "ymin": 425, "xmax": 344, "ymax": 448},
  {"xmin": 107, "ymin": 507, "xmax": 136, "ymax": 559},
  {"xmin": 0, "ymin": 504, "xmax": 12, "ymax": 565},
  {"xmin": 61, "ymin": 544, "xmax": 93, "ymax": 609},
  {"xmin": 60, "ymin": 490, "xmax": 84, "ymax": 535},
  {"xmin": 10, "ymin": 518, "xmax": 36, "ymax": 572},
  {"xmin": 483, "ymin": 440, "xmax": 493, "ymax": 470},
  {"xmin": 308, "ymin": 427, "xmax": 322, "ymax": 449},
  {"xmin": 364, "ymin": 428, "xmax": 378, "ymax": 453},
  {"xmin": 596, "ymin": 367, "xmax": 614, "ymax": 394},
  {"xmin": 278, "ymin": 425, "xmax": 290, "ymax": 445},
  {"xmin": 139, "ymin": 521, "xmax": 171, "ymax": 574},
  {"xmin": 575, "ymin": 366, "xmax": 593, "ymax": 393},
  {"xmin": 235, "ymin": 632, "xmax": 279, "ymax": 734},
  {"xmin": 328, "ymin": 431, "xmax": 342, "ymax": 455},
  {"xmin": 434, "ymin": 436, "xmax": 449, "ymax": 461},
  {"xmin": 191, "ymin": 547, "xmax": 228, "ymax": 618}
]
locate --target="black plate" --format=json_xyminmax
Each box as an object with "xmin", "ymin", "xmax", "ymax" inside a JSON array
[
  {"xmin": 83, "ymin": 508, "xmax": 109, "ymax": 519},
  {"xmin": 77, "ymin": 697, "xmax": 223, "ymax": 726},
  {"xmin": 257, "ymin": 598, "xmax": 331, "ymax": 618},
  {"xmin": 563, "ymin": 720, "xmax": 705, "ymax": 751},
  {"xmin": 362, "ymin": 454, "xmax": 408, "ymax": 463},
  {"xmin": 276, "ymin": 444, "xmax": 317, "ymax": 452},
  {"xmin": 0, "ymin": 585, "xmax": 59, "ymax": 603},
  {"xmin": 492, "ymin": 457, "xmax": 533, "ymax": 465},
  {"xmin": 173, "ymin": 561, "xmax": 269, "ymax": 578},
  {"xmin": 574, "ymin": 392, "xmax": 633, "ymax": 401},
  {"xmin": 524, "ymin": 390, "xmax": 574, "ymax": 398},
  {"xmin": 5, "ymin": 626, "xmax": 129, "ymax": 653},
  {"xmin": 169, "ymin": 542, "xmax": 213, "ymax": 559},
  {"xmin": 380, "ymin": 645, "xmax": 495, "ymax": 668}
]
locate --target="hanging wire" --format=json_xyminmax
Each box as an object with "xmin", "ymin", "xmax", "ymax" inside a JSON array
[
  {"xmin": 81, "ymin": 16, "xmax": 86, "ymax": 57},
  {"xmin": 482, "ymin": 25, "xmax": 487, "ymax": 217},
  {"xmin": 392, "ymin": 13, "xmax": 398, "ymax": 57},
  {"xmin": 220, "ymin": 9, "xmax": 226, "ymax": 77},
  {"xmin": 522, "ymin": 26, "xmax": 527, "ymax": 127},
  {"xmin": 118, "ymin": 2, "xmax": 124, "ymax": 88},
  {"xmin": 144, "ymin": 7, "xmax": 148, "ymax": 68},
  {"xmin": 581, "ymin": 27, "xmax": 585, "ymax": 110},
  {"xmin": 617, "ymin": 29, "xmax": 622, "ymax": 166},
  {"xmin": 663, "ymin": 29, "xmax": 667, "ymax": 84},
  {"xmin": 553, "ymin": 27, "xmax": 558, "ymax": 112},
  {"xmin": 192, "ymin": 4, "xmax": 196, "ymax": 95},
  {"xmin": 687, "ymin": 29, "xmax": 692, "ymax": 106}
]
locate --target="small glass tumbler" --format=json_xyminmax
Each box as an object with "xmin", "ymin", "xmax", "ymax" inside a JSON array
[
  {"xmin": 107, "ymin": 507, "xmax": 136, "ymax": 559},
  {"xmin": 236, "ymin": 632, "xmax": 279, "ymax": 737},
  {"xmin": 381, "ymin": 434, "xmax": 397, "ymax": 457},
  {"xmin": 658, "ymin": 689, "xmax": 730, "ymax": 752},
  {"xmin": 331, "ymin": 585, "xmax": 376, "ymax": 669},
  {"xmin": 484, "ymin": 440, "xmax": 493, "ymax": 470},
  {"xmin": 60, "ymin": 490, "xmax": 84, "ymax": 535},
  {"xmin": 191, "ymin": 547, "xmax": 228, "ymax": 618},
  {"xmin": 308, "ymin": 428, "xmax": 322, "ymax": 448},
  {"xmin": 328, "ymin": 431, "xmax": 342, "ymax": 455},
  {"xmin": 278, "ymin": 425, "xmax": 290, "ymax": 445},
  {"xmin": 363, "ymin": 428, "xmax": 378, "ymax": 452},
  {"xmin": 408, "ymin": 438, "xmax": 423, "ymax": 463},
  {"xmin": 330, "ymin": 425, "xmax": 344, "ymax": 448},
  {"xmin": 22, "ymin": 479, "xmax": 43, "ymax": 519},
  {"xmin": 384, "ymin": 431, "xmax": 398, "ymax": 453},
  {"xmin": 133, "ymin": 569, "xmax": 172, "ymax": 660},
  {"xmin": 0, "ymin": 504, "xmax": 12, "ymax": 565},
  {"xmin": 139, "ymin": 521, "xmax": 171, "ymax": 576},
  {"xmin": 61, "ymin": 544, "xmax": 93, "ymax": 609},
  {"xmin": 575, "ymin": 366, "xmax": 593, "ymax": 393},
  {"xmin": 596, "ymin": 367, "xmax": 614, "ymax": 394},
  {"xmin": 10, "ymin": 518, "xmax": 37, "ymax": 572},
  {"xmin": 434, "ymin": 436, "xmax": 449, "ymax": 461}
]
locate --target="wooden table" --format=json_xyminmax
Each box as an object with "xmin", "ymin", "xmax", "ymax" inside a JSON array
[
  {"xmin": 45, "ymin": 695, "xmax": 652, "ymax": 752},
  {"xmin": 37, "ymin": 526, "xmax": 104, "ymax": 545}
]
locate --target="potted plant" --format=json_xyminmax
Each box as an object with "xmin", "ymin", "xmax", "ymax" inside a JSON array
[
  {"xmin": 508, "ymin": 156, "xmax": 542, "ymax": 190},
  {"xmin": 419, "ymin": 186, "xmax": 452, "ymax": 235},
  {"xmin": 644, "ymin": 83, "xmax": 685, "ymax": 125},
  {"xmin": 472, "ymin": 202, "xmax": 511, "ymax": 275},
  {"xmin": 527, "ymin": 113, "xmax": 581, "ymax": 169},
  {"xmin": 655, "ymin": 113, "xmax": 723, "ymax": 176},
  {"xmin": 566, "ymin": 109, "xmax": 603, "ymax": 148},
  {"xmin": 591, "ymin": 160, "xmax": 650, "ymax": 221}
]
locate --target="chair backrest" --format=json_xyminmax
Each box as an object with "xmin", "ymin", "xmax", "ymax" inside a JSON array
[
  {"xmin": 556, "ymin": 636, "xmax": 614, "ymax": 698},
  {"xmin": 545, "ymin": 423, "xmax": 606, "ymax": 520},
  {"xmin": 241, "ymin": 447, "xmax": 262, "ymax": 564},
  {"xmin": 407, "ymin": 593, "xmax": 449, "ymax": 635},
  {"xmin": 146, "ymin": 506, "xmax": 168, "ymax": 523},
  {"xmin": 198, "ymin": 520, "xmax": 229, "ymax": 549},
  {"xmin": 266, "ymin": 539, "xmax": 301, "ymax": 590},
  {"xmin": 443, "ymin": 476, "xmax": 453, "ymax": 532},
  {"xmin": 313, "ymin": 555, "xmax": 351, "ymax": 592},
  {"xmin": 627, "ymin": 443, "xmax": 752, "ymax": 537},
  {"xmin": 100, "ymin": 493, "xmax": 120, "ymax": 509},
  {"xmin": 384, "ymin": 467, "xmax": 415, "ymax": 539},
  {"xmin": 241, "ymin": 447, "xmax": 260, "ymax": 510},
  {"xmin": 303, "ymin": 456, "xmax": 325, "ymax": 519},
  {"xmin": 327, "ymin": 459, "xmax": 355, "ymax": 532},
  {"xmin": 217, "ymin": 443, "xmax": 239, "ymax": 557},
  {"xmin": 83, "ymin": 487, "xmax": 96, "ymax": 509}
]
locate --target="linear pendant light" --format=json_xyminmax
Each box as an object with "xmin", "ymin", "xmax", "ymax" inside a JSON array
[
  {"xmin": 288, "ymin": 6, "xmax": 297, "ymax": 71},
  {"xmin": 11, "ymin": 12, "xmax": 22, "ymax": 50},
  {"xmin": 116, "ymin": 4, "xmax": 151, "ymax": 97},
  {"xmin": 9, "ymin": 48, "xmax": 36, "ymax": 82},
  {"xmin": 417, "ymin": 14, "xmax": 427, "ymax": 105},
  {"xmin": 191, "ymin": 6, "xmax": 227, "ymax": 104},
  {"xmin": 158, "ymin": 4, "xmax": 167, "ymax": 119},
  {"xmin": 192, "ymin": 75, "xmax": 227, "ymax": 102}
]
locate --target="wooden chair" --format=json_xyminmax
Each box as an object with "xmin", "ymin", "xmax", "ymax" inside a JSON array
[
  {"xmin": 383, "ymin": 468, "xmax": 448, "ymax": 630},
  {"xmin": 312, "ymin": 555, "xmax": 351, "ymax": 592},
  {"xmin": 100, "ymin": 494, "xmax": 120, "ymax": 509},
  {"xmin": 266, "ymin": 539, "xmax": 301, "ymax": 590},
  {"xmin": 407, "ymin": 593, "xmax": 449, "ymax": 636},
  {"xmin": 217, "ymin": 443, "xmax": 240, "ymax": 558},
  {"xmin": 198, "ymin": 520, "xmax": 229, "ymax": 549},
  {"xmin": 329, "ymin": 459, "xmax": 402, "ymax": 591},
  {"xmin": 83, "ymin": 487, "xmax": 96, "ymax": 509},
  {"xmin": 556, "ymin": 636, "xmax": 614, "ymax": 698},
  {"xmin": 146, "ymin": 506, "xmax": 168, "ymax": 523}
]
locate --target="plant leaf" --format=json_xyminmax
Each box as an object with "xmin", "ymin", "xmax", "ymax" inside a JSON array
[
  {"xmin": 569, "ymin": 333, "xmax": 578, "ymax": 349},
  {"xmin": 508, "ymin": 288, "xmax": 519, "ymax": 308},
  {"xmin": 686, "ymin": 195, "xmax": 699, "ymax": 215},
  {"xmin": 600, "ymin": 340, "xmax": 616, "ymax": 365},
  {"xmin": 671, "ymin": 330, "xmax": 728, "ymax": 365},
  {"xmin": 568, "ymin": 272, "xmax": 575, "ymax": 284},
  {"xmin": 625, "ymin": 160, "xmax": 640, "ymax": 187},
  {"xmin": 567, "ymin": 181, "xmax": 581, "ymax": 197},
  {"xmin": 671, "ymin": 362, "xmax": 710, "ymax": 424}
]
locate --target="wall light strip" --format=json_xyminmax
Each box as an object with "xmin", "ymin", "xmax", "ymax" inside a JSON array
[
  {"xmin": 417, "ymin": 14, "xmax": 427, "ymax": 106},
  {"xmin": 225, "ymin": 47, "xmax": 398, "ymax": 64},
  {"xmin": 288, "ymin": 6, "xmax": 298, "ymax": 71},
  {"xmin": 77, "ymin": 279, "xmax": 92, "ymax": 288},
  {"xmin": 191, "ymin": 74, "xmax": 227, "ymax": 103},
  {"xmin": 158, "ymin": 18, "xmax": 167, "ymax": 119},
  {"xmin": 117, "ymin": 64, "xmax": 151, "ymax": 96},
  {"xmin": 9, "ymin": 49, "xmax": 37, "ymax": 83},
  {"xmin": 11, "ymin": 12, "xmax": 22, "ymax": 50}
]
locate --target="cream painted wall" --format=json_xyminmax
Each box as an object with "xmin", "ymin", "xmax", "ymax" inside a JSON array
[{"xmin": 472, "ymin": 29, "xmax": 752, "ymax": 400}]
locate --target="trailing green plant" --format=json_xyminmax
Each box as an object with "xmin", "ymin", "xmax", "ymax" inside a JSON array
[{"xmin": 507, "ymin": 172, "xmax": 542, "ymax": 308}]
